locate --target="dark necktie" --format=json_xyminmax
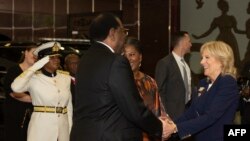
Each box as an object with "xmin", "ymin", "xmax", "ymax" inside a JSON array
[{"xmin": 181, "ymin": 58, "xmax": 190, "ymax": 104}]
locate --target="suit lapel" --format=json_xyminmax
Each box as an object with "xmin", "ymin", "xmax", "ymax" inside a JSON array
[
  {"xmin": 205, "ymin": 74, "xmax": 222, "ymax": 95},
  {"xmin": 169, "ymin": 54, "xmax": 186, "ymax": 90}
]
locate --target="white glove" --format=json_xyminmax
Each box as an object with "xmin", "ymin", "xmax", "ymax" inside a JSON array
[{"xmin": 29, "ymin": 56, "xmax": 50, "ymax": 72}]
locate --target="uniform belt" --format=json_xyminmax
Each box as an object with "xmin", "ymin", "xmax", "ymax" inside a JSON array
[{"xmin": 33, "ymin": 106, "xmax": 67, "ymax": 114}]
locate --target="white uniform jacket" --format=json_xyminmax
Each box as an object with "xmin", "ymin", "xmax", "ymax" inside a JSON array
[{"xmin": 11, "ymin": 70, "xmax": 73, "ymax": 141}]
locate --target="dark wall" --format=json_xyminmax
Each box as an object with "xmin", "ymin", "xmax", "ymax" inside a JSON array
[
  {"xmin": 0, "ymin": 0, "xmax": 180, "ymax": 77},
  {"xmin": 140, "ymin": 0, "xmax": 169, "ymax": 76}
]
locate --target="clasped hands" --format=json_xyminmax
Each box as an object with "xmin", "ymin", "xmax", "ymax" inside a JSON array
[{"xmin": 159, "ymin": 116, "xmax": 177, "ymax": 140}]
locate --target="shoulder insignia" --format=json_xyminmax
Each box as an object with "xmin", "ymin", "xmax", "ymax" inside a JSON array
[
  {"xmin": 57, "ymin": 70, "xmax": 70, "ymax": 75},
  {"xmin": 35, "ymin": 70, "xmax": 42, "ymax": 74}
]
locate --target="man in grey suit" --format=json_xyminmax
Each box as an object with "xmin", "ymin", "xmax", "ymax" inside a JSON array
[
  {"xmin": 70, "ymin": 13, "xmax": 172, "ymax": 141},
  {"xmin": 155, "ymin": 31, "xmax": 192, "ymax": 120}
]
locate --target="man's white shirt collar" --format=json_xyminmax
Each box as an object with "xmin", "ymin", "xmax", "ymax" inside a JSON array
[
  {"xmin": 96, "ymin": 41, "xmax": 115, "ymax": 53},
  {"xmin": 172, "ymin": 51, "xmax": 183, "ymax": 62}
]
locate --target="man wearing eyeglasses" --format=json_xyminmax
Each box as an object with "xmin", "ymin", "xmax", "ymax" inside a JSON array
[{"xmin": 70, "ymin": 13, "xmax": 172, "ymax": 141}]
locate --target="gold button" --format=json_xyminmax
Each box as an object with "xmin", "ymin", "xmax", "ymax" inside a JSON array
[{"xmin": 58, "ymin": 115, "xmax": 60, "ymax": 117}]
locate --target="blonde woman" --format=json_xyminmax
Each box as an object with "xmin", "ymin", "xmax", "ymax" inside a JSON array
[{"xmin": 166, "ymin": 41, "xmax": 239, "ymax": 141}]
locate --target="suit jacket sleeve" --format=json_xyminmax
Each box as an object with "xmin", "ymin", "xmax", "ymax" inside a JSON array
[
  {"xmin": 175, "ymin": 79, "xmax": 208, "ymax": 122},
  {"xmin": 109, "ymin": 55, "xmax": 162, "ymax": 138},
  {"xmin": 175, "ymin": 75, "xmax": 239, "ymax": 138}
]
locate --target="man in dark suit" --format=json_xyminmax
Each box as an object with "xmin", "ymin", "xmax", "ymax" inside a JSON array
[
  {"xmin": 70, "ymin": 13, "xmax": 169, "ymax": 141},
  {"xmin": 155, "ymin": 31, "xmax": 192, "ymax": 120}
]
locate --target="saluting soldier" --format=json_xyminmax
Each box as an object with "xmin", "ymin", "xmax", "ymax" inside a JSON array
[{"xmin": 11, "ymin": 41, "xmax": 73, "ymax": 141}]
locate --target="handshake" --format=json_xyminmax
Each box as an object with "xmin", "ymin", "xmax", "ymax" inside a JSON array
[{"xmin": 159, "ymin": 116, "xmax": 178, "ymax": 140}]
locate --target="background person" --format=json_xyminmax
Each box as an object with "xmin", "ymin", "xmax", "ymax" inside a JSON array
[
  {"xmin": 123, "ymin": 37, "xmax": 170, "ymax": 141},
  {"xmin": 238, "ymin": 57, "xmax": 250, "ymax": 124},
  {"xmin": 155, "ymin": 31, "xmax": 192, "ymax": 120},
  {"xmin": 64, "ymin": 53, "xmax": 80, "ymax": 107},
  {"xmin": 64, "ymin": 53, "xmax": 80, "ymax": 77},
  {"xmin": 11, "ymin": 42, "xmax": 73, "ymax": 141},
  {"xmin": 3, "ymin": 45, "xmax": 37, "ymax": 141}
]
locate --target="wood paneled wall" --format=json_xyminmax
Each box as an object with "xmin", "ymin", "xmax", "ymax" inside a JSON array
[{"xmin": 0, "ymin": 0, "xmax": 180, "ymax": 77}]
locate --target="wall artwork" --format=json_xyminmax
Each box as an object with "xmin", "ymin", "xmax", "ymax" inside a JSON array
[{"xmin": 181, "ymin": 0, "xmax": 250, "ymax": 74}]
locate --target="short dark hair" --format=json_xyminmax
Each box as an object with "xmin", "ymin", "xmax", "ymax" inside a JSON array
[
  {"xmin": 124, "ymin": 37, "xmax": 142, "ymax": 54},
  {"xmin": 171, "ymin": 31, "xmax": 189, "ymax": 50},
  {"xmin": 89, "ymin": 13, "xmax": 120, "ymax": 41},
  {"xmin": 64, "ymin": 53, "xmax": 79, "ymax": 64}
]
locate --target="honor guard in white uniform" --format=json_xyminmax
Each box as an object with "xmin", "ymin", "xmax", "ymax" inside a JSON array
[{"xmin": 11, "ymin": 42, "xmax": 73, "ymax": 141}]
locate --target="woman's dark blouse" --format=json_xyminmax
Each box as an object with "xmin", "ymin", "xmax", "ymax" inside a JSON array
[{"xmin": 3, "ymin": 65, "xmax": 33, "ymax": 141}]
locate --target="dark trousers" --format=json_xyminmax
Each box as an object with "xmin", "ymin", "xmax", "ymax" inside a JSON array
[{"xmin": 240, "ymin": 99, "xmax": 250, "ymax": 124}]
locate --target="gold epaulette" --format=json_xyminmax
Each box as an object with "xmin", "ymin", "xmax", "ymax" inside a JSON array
[
  {"xmin": 57, "ymin": 70, "xmax": 70, "ymax": 75},
  {"xmin": 35, "ymin": 70, "xmax": 42, "ymax": 74}
]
